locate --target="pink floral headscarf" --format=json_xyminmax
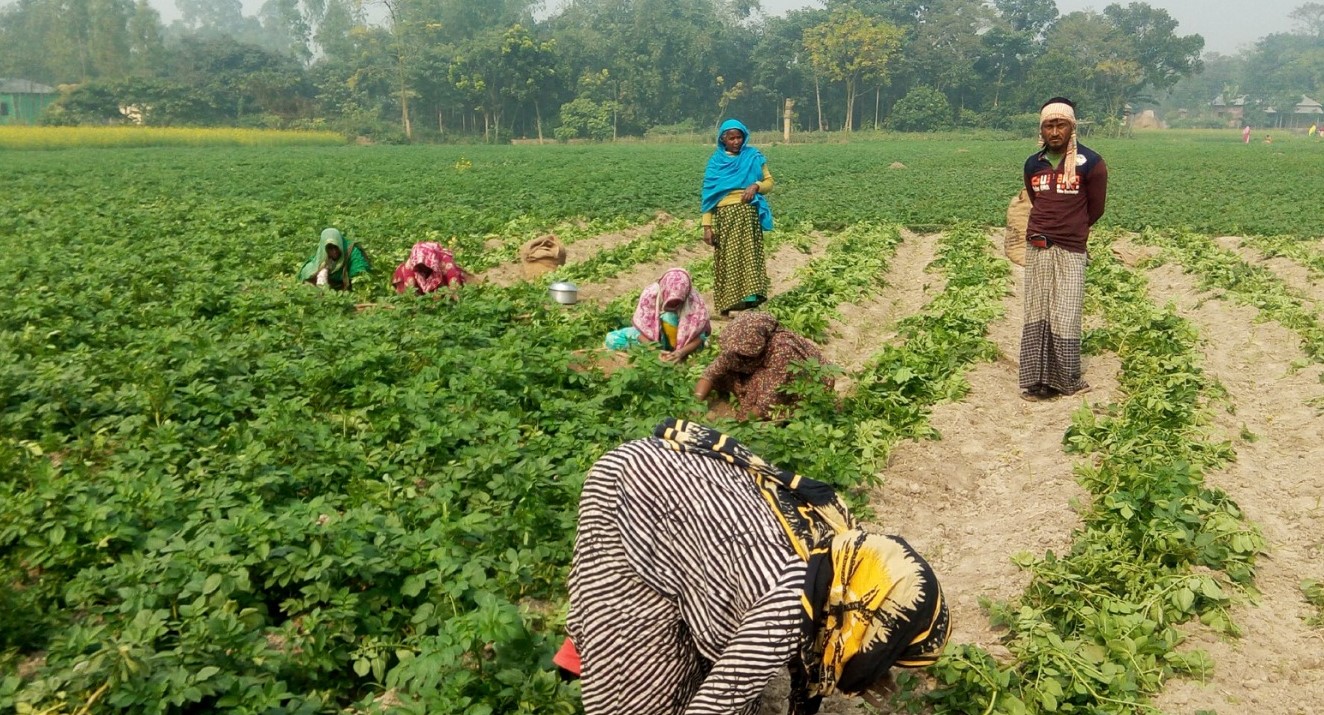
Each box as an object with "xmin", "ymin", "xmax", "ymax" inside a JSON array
[
  {"xmin": 633, "ymin": 268, "xmax": 710, "ymax": 348},
  {"xmin": 393, "ymin": 242, "xmax": 465, "ymax": 295}
]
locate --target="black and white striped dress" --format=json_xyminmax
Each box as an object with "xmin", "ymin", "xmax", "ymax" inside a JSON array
[{"xmin": 567, "ymin": 437, "xmax": 809, "ymax": 715}]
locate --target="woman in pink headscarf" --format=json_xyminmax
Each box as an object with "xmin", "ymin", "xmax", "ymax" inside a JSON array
[
  {"xmin": 392, "ymin": 242, "xmax": 470, "ymax": 297},
  {"xmin": 604, "ymin": 268, "xmax": 711, "ymax": 362}
]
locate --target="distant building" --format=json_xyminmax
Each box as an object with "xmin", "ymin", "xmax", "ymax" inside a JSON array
[
  {"xmin": 1211, "ymin": 94, "xmax": 1247, "ymax": 122},
  {"xmin": 1212, "ymin": 94, "xmax": 1323, "ymax": 129},
  {"xmin": 0, "ymin": 79, "xmax": 57, "ymax": 125},
  {"xmin": 1263, "ymin": 95, "xmax": 1322, "ymax": 129},
  {"xmin": 1294, "ymin": 95, "xmax": 1322, "ymax": 122},
  {"xmin": 1130, "ymin": 109, "xmax": 1166, "ymax": 130}
]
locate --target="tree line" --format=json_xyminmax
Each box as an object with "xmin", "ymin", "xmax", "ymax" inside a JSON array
[
  {"xmin": 0, "ymin": 0, "xmax": 1244, "ymax": 140},
  {"xmin": 1164, "ymin": 2, "xmax": 1324, "ymax": 129}
]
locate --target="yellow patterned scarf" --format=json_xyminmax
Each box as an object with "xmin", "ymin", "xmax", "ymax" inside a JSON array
[
  {"xmin": 814, "ymin": 531, "xmax": 949, "ymax": 694},
  {"xmin": 651, "ymin": 419, "xmax": 950, "ymax": 697}
]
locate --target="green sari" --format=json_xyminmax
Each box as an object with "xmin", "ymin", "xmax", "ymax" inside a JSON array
[{"xmin": 298, "ymin": 228, "xmax": 371, "ymax": 289}]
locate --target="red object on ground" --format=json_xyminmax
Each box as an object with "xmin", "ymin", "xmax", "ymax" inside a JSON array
[{"xmin": 553, "ymin": 637, "xmax": 581, "ymax": 676}]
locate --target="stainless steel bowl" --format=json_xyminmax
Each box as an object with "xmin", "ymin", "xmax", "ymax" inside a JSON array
[{"xmin": 549, "ymin": 281, "xmax": 579, "ymax": 305}]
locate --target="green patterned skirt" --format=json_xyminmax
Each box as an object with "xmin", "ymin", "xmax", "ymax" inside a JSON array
[{"xmin": 712, "ymin": 202, "xmax": 769, "ymax": 313}]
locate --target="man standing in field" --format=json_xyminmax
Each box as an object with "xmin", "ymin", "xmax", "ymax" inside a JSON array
[{"xmin": 1019, "ymin": 97, "xmax": 1108, "ymax": 401}]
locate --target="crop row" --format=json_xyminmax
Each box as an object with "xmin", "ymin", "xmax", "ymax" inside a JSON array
[
  {"xmin": 762, "ymin": 223, "xmax": 905, "ymax": 342},
  {"xmin": 465, "ymin": 215, "xmax": 640, "ymax": 273},
  {"xmin": 551, "ymin": 220, "xmax": 699, "ymax": 285},
  {"xmin": 7, "ymin": 138, "xmax": 1324, "ymax": 249},
  {"xmin": 919, "ymin": 231, "xmax": 1262, "ymax": 714},
  {"xmin": 1133, "ymin": 229, "xmax": 1324, "ymax": 361},
  {"xmin": 1241, "ymin": 234, "xmax": 1324, "ymax": 280}
]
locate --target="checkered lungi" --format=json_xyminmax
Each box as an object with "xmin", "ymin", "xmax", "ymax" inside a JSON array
[{"xmin": 1018, "ymin": 244, "xmax": 1088, "ymax": 393}]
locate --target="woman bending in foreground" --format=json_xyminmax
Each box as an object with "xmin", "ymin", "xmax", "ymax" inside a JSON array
[{"xmin": 567, "ymin": 418, "xmax": 950, "ymax": 715}]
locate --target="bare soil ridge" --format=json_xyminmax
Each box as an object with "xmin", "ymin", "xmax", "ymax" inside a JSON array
[
  {"xmin": 1214, "ymin": 235, "xmax": 1324, "ymax": 309},
  {"xmin": 821, "ymin": 229, "xmax": 945, "ymax": 392},
  {"xmin": 1129, "ymin": 246, "xmax": 1324, "ymax": 715},
  {"xmin": 872, "ymin": 234, "xmax": 1117, "ymax": 660},
  {"xmin": 477, "ymin": 219, "xmax": 666, "ymax": 287}
]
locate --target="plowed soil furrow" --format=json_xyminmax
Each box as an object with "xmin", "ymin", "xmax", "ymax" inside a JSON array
[
  {"xmin": 578, "ymin": 231, "xmax": 831, "ymax": 312},
  {"xmin": 865, "ymin": 237, "xmax": 1118, "ymax": 657},
  {"xmin": 821, "ymin": 229, "xmax": 944, "ymax": 392},
  {"xmin": 478, "ymin": 220, "xmax": 664, "ymax": 287},
  {"xmin": 1131, "ymin": 251, "xmax": 1324, "ymax": 715}
]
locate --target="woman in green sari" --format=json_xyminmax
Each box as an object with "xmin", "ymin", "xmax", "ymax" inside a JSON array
[
  {"xmin": 298, "ymin": 228, "xmax": 371, "ymax": 290},
  {"xmin": 702, "ymin": 118, "xmax": 774, "ymax": 317}
]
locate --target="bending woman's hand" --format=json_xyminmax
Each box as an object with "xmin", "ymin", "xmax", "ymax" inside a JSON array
[{"xmin": 694, "ymin": 376, "xmax": 714, "ymax": 400}]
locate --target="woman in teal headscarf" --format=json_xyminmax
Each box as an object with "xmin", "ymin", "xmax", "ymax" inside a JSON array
[
  {"xmin": 298, "ymin": 228, "xmax": 371, "ymax": 290},
  {"xmin": 702, "ymin": 118, "xmax": 774, "ymax": 317}
]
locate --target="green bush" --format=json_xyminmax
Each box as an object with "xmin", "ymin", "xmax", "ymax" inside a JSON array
[
  {"xmin": 557, "ymin": 97, "xmax": 615, "ymax": 141},
  {"xmin": 644, "ymin": 119, "xmax": 699, "ymax": 138},
  {"xmin": 888, "ymin": 86, "xmax": 952, "ymax": 132},
  {"xmin": 1166, "ymin": 115, "xmax": 1233, "ymax": 130}
]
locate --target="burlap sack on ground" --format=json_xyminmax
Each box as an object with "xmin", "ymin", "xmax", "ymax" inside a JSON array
[
  {"xmin": 1004, "ymin": 189, "xmax": 1031, "ymax": 266},
  {"xmin": 519, "ymin": 234, "xmax": 566, "ymax": 279}
]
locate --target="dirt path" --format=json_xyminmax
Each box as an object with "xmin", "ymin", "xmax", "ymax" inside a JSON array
[
  {"xmin": 869, "ymin": 236, "xmax": 1120, "ymax": 661},
  {"xmin": 579, "ymin": 231, "xmax": 832, "ymax": 313},
  {"xmin": 1214, "ymin": 235, "xmax": 1324, "ymax": 308},
  {"xmin": 821, "ymin": 230, "xmax": 944, "ymax": 392},
  {"xmin": 477, "ymin": 220, "xmax": 665, "ymax": 287},
  {"xmin": 758, "ymin": 238, "xmax": 1123, "ymax": 714},
  {"xmin": 1133, "ymin": 252, "xmax": 1324, "ymax": 715},
  {"xmin": 576, "ymin": 241, "xmax": 707, "ymax": 305}
]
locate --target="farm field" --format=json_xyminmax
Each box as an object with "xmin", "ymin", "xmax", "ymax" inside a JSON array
[{"xmin": 3, "ymin": 133, "xmax": 1323, "ymax": 714}]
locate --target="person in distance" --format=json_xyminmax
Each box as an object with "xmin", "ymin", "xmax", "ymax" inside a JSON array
[
  {"xmin": 298, "ymin": 227, "xmax": 371, "ymax": 290},
  {"xmin": 392, "ymin": 241, "xmax": 471, "ymax": 298},
  {"xmin": 702, "ymin": 118, "xmax": 774, "ymax": 317}
]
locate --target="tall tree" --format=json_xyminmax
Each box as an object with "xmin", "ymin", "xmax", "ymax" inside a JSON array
[
  {"xmin": 896, "ymin": 0, "xmax": 992, "ymax": 115},
  {"xmin": 175, "ymin": 0, "xmax": 247, "ymax": 36},
  {"xmin": 1242, "ymin": 32, "xmax": 1324, "ymax": 120},
  {"xmin": 803, "ymin": 7, "xmax": 904, "ymax": 131},
  {"xmin": 450, "ymin": 24, "xmax": 557, "ymax": 142},
  {"xmin": 994, "ymin": 0, "xmax": 1058, "ymax": 37},
  {"xmin": 547, "ymin": 0, "xmax": 755, "ymax": 133},
  {"xmin": 0, "ymin": 0, "xmax": 136, "ymax": 82},
  {"xmin": 258, "ymin": 0, "xmax": 315, "ymax": 63},
  {"xmin": 750, "ymin": 9, "xmax": 829, "ymax": 131},
  {"xmin": 1025, "ymin": 5, "xmax": 1203, "ymax": 126},
  {"xmin": 127, "ymin": 0, "xmax": 166, "ymax": 76},
  {"xmin": 1290, "ymin": 2, "xmax": 1324, "ymax": 36},
  {"xmin": 1102, "ymin": 2, "xmax": 1204, "ymax": 94},
  {"xmin": 976, "ymin": 24, "xmax": 1035, "ymax": 109}
]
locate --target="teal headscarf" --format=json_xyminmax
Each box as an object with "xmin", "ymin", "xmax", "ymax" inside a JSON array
[{"xmin": 701, "ymin": 119, "xmax": 774, "ymax": 231}]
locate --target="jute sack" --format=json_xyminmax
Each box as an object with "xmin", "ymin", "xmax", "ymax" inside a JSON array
[
  {"xmin": 519, "ymin": 234, "xmax": 566, "ymax": 279},
  {"xmin": 1004, "ymin": 189, "xmax": 1031, "ymax": 266}
]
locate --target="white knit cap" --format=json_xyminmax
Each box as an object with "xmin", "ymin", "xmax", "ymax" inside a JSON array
[
  {"xmin": 1039, "ymin": 100, "xmax": 1079, "ymax": 185},
  {"xmin": 1040, "ymin": 102, "xmax": 1077, "ymax": 126}
]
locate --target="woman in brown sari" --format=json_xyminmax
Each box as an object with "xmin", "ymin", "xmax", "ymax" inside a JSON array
[{"xmin": 695, "ymin": 311, "xmax": 832, "ymax": 419}]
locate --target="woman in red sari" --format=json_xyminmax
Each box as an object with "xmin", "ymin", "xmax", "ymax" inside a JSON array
[{"xmin": 392, "ymin": 242, "xmax": 470, "ymax": 297}]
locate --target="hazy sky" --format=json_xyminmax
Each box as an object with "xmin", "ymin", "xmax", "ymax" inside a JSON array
[{"xmin": 147, "ymin": 0, "xmax": 1300, "ymax": 55}]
